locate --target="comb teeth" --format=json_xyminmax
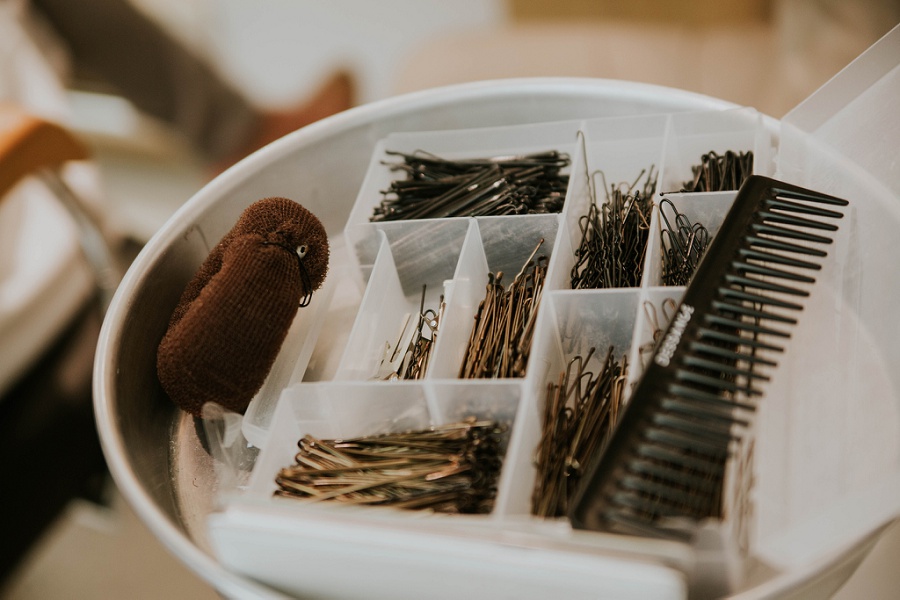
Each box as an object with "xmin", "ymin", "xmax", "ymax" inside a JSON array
[
  {"xmin": 569, "ymin": 176, "xmax": 848, "ymax": 539},
  {"xmin": 637, "ymin": 443, "xmax": 728, "ymax": 475},
  {"xmin": 738, "ymin": 247, "xmax": 822, "ymax": 271},
  {"xmin": 757, "ymin": 210, "xmax": 840, "ymax": 231},
  {"xmin": 731, "ymin": 260, "xmax": 817, "ymax": 283},
  {"xmin": 703, "ymin": 314, "xmax": 790, "ymax": 339},
  {"xmin": 660, "ymin": 396, "xmax": 752, "ymax": 427},
  {"xmin": 629, "ymin": 458, "xmax": 723, "ymax": 493},
  {"xmin": 718, "ymin": 287, "xmax": 804, "ymax": 312},
  {"xmin": 709, "ymin": 300, "xmax": 797, "ymax": 325},
  {"xmin": 681, "ymin": 355, "xmax": 770, "ymax": 381},
  {"xmin": 766, "ymin": 197, "xmax": 846, "ymax": 218},
  {"xmin": 697, "ymin": 326, "xmax": 785, "ymax": 352},
  {"xmin": 747, "ymin": 235, "xmax": 828, "ymax": 257},
  {"xmin": 666, "ymin": 383, "xmax": 758, "ymax": 412}
]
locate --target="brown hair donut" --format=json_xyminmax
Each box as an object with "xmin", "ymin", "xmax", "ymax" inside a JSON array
[{"xmin": 157, "ymin": 197, "xmax": 329, "ymax": 416}]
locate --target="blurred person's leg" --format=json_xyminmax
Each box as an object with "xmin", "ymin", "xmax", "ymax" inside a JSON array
[
  {"xmin": 31, "ymin": 0, "xmax": 355, "ymax": 166},
  {"xmin": 0, "ymin": 300, "xmax": 106, "ymax": 584},
  {"xmin": 32, "ymin": 0, "xmax": 258, "ymax": 161}
]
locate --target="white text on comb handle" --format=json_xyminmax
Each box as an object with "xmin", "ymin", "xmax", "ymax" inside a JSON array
[{"xmin": 656, "ymin": 304, "xmax": 695, "ymax": 368}]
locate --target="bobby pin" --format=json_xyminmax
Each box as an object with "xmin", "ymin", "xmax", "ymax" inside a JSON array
[
  {"xmin": 681, "ymin": 150, "xmax": 754, "ymax": 192},
  {"xmin": 375, "ymin": 285, "xmax": 445, "ymax": 380},
  {"xmin": 638, "ymin": 298, "xmax": 679, "ymax": 365},
  {"xmin": 570, "ymin": 167, "xmax": 656, "ymax": 289},
  {"xmin": 370, "ymin": 150, "xmax": 570, "ymax": 221},
  {"xmin": 459, "ymin": 239, "xmax": 548, "ymax": 379},
  {"xmin": 659, "ymin": 198, "xmax": 712, "ymax": 286},
  {"xmin": 532, "ymin": 347, "xmax": 629, "ymax": 518},
  {"xmin": 274, "ymin": 418, "xmax": 507, "ymax": 514}
]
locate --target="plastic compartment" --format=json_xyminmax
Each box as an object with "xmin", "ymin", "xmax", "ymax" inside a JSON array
[
  {"xmin": 246, "ymin": 379, "xmax": 520, "ymax": 514},
  {"xmin": 335, "ymin": 229, "xmax": 460, "ymax": 381},
  {"xmin": 629, "ymin": 287, "xmax": 686, "ymax": 374},
  {"xmin": 551, "ymin": 113, "xmax": 668, "ymax": 292},
  {"xmin": 344, "ymin": 119, "xmax": 584, "ymax": 280},
  {"xmin": 509, "ymin": 289, "xmax": 643, "ymax": 518},
  {"xmin": 652, "ymin": 191, "xmax": 737, "ymax": 287},
  {"xmin": 660, "ymin": 107, "xmax": 774, "ymax": 193},
  {"xmin": 246, "ymin": 381, "xmax": 434, "ymax": 500}
]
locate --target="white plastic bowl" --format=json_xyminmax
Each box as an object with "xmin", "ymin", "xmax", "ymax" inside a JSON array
[{"xmin": 93, "ymin": 76, "xmax": 899, "ymax": 598}]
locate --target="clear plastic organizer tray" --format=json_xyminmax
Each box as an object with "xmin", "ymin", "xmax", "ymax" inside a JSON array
[
  {"xmin": 240, "ymin": 107, "xmax": 771, "ymax": 448},
  {"xmin": 231, "ymin": 107, "xmax": 773, "ymax": 530}
]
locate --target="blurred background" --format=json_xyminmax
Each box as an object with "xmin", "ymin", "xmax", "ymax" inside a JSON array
[{"xmin": 0, "ymin": 0, "xmax": 897, "ymax": 597}]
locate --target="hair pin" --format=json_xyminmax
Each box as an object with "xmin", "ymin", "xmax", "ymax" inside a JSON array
[
  {"xmin": 459, "ymin": 239, "xmax": 548, "ymax": 379},
  {"xmin": 532, "ymin": 346, "xmax": 629, "ymax": 518},
  {"xmin": 680, "ymin": 150, "xmax": 754, "ymax": 193},
  {"xmin": 570, "ymin": 167, "xmax": 656, "ymax": 290},
  {"xmin": 370, "ymin": 150, "xmax": 570, "ymax": 221},
  {"xmin": 275, "ymin": 418, "xmax": 507, "ymax": 514},
  {"xmin": 374, "ymin": 285, "xmax": 444, "ymax": 381},
  {"xmin": 659, "ymin": 198, "xmax": 712, "ymax": 286}
]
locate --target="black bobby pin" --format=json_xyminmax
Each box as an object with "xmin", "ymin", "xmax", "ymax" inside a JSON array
[
  {"xmin": 659, "ymin": 198, "xmax": 712, "ymax": 286},
  {"xmin": 681, "ymin": 150, "xmax": 754, "ymax": 192},
  {"xmin": 370, "ymin": 150, "xmax": 570, "ymax": 221},
  {"xmin": 571, "ymin": 168, "xmax": 656, "ymax": 290}
]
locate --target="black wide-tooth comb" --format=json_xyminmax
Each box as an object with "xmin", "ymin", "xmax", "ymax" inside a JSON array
[{"xmin": 568, "ymin": 175, "xmax": 849, "ymax": 540}]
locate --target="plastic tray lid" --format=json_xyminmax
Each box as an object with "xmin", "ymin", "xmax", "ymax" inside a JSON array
[
  {"xmin": 777, "ymin": 23, "xmax": 898, "ymax": 201},
  {"xmin": 757, "ymin": 23, "xmax": 900, "ymax": 570}
]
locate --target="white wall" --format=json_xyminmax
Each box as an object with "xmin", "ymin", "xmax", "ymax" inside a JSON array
[{"xmin": 206, "ymin": 0, "xmax": 508, "ymax": 106}]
